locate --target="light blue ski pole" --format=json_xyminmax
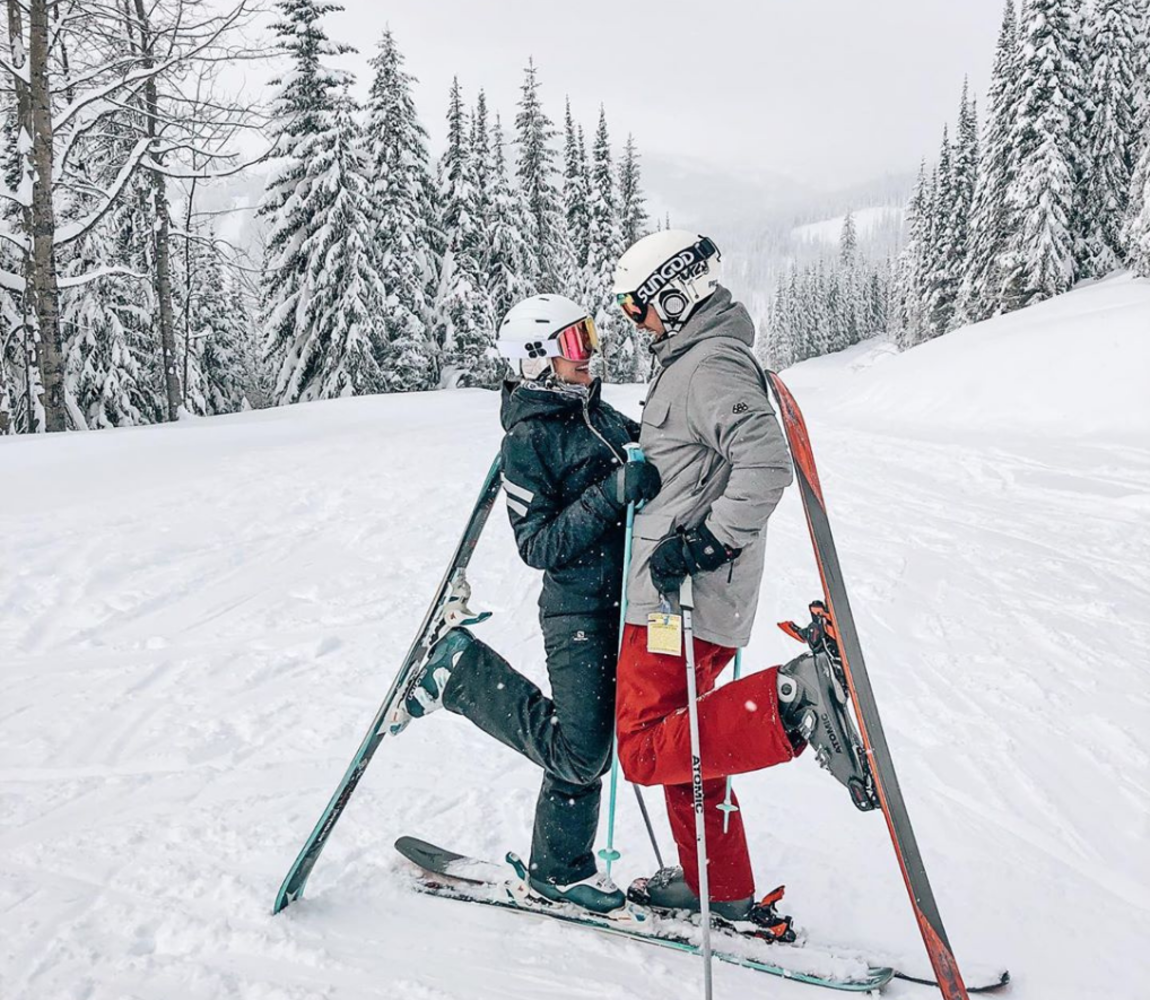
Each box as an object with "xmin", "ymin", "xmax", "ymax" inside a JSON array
[
  {"xmin": 599, "ymin": 445, "xmax": 664, "ymax": 876},
  {"xmin": 597, "ymin": 507, "xmax": 632, "ymax": 875},
  {"xmin": 717, "ymin": 649, "xmax": 742, "ymax": 834}
]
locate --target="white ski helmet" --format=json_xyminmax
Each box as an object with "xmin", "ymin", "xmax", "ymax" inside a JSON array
[
  {"xmin": 496, "ymin": 294, "xmax": 600, "ymax": 380},
  {"xmin": 612, "ymin": 230, "xmax": 722, "ymax": 333}
]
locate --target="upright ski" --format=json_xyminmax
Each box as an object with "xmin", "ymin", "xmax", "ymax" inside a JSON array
[
  {"xmin": 273, "ymin": 456, "xmax": 504, "ymax": 915},
  {"xmin": 766, "ymin": 371, "xmax": 973, "ymax": 1000}
]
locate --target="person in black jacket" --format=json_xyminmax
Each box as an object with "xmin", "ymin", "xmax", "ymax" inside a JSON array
[{"xmin": 387, "ymin": 294, "xmax": 660, "ymax": 915}]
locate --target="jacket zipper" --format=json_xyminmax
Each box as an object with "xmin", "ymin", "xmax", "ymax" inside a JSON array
[{"xmin": 582, "ymin": 399, "xmax": 626, "ymax": 465}]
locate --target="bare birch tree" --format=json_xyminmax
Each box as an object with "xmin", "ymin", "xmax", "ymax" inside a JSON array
[{"xmin": 1, "ymin": 0, "xmax": 266, "ymax": 431}]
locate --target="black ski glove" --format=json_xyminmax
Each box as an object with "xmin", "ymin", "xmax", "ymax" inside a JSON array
[
  {"xmin": 601, "ymin": 460, "xmax": 662, "ymax": 510},
  {"xmin": 649, "ymin": 522, "xmax": 741, "ymax": 594}
]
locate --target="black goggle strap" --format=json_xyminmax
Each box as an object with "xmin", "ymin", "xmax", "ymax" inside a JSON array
[{"xmin": 694, "ymin": 236, "xmax": 719, "ymax": 261}]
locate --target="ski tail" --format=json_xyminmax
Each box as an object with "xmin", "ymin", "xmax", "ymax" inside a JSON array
[
  {"xmin": 895, "ymin": 969, "xmax": 1011, "ymax": 994},
  {"xmin": 766, "ymin": 371, "xmax": 972, "ymax": 1000},
  {"xmin": 273, "ymin": 456, "xmax": 504, "ymax": 914}
]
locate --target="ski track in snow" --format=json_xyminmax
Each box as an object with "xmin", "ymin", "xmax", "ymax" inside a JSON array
[{"xmin": 3, "ymin": 278, "xmax": 1150, "ymax": 999}]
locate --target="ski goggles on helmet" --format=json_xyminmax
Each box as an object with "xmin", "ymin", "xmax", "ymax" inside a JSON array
[
  {"xmin": 553, "ymin": 316, "xmax": 599, "ymax": 361},
  {"xmin": 496, "ymin": 316, "xmax": 599, "ymax": 362},
  {"xmin": 616, "ymin": 292, "xmax": 648, "ymax": 324}
]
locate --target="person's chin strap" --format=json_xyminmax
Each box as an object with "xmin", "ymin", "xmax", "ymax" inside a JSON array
[{"xmin": 520, "ymin": 372, "xmax": 590, "ymax": 399}]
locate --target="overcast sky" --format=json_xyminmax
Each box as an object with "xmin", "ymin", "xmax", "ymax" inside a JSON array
[{"xmin": 249, "ymin": 0, "xmax": 1008, "ymax": 192}]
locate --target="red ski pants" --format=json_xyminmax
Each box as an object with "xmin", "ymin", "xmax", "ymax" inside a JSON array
[{"xmin": 615, "ymin": 623, "xmax": 801, "ymax": 901}]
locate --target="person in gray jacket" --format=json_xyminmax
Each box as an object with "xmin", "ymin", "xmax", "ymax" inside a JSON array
[{"xmin": 610, "ymin": 230, "xmax": 852, "ymax": 928}]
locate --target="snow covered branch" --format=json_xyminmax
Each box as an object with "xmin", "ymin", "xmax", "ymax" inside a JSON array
[
  {"xmin": 53, "ymin": 137, "xmax": 153, "ymax": 248},
  {"xmin": 58, "ymin": 265, "xmax": 149, "ymax": 288},
  {"xmin": 143, "ymin": 147, "xmax": 273, "ymax": 181},
  {"xmin": 0, "ymin": 52, "xmax": 29, "ymax": 84},
  {"xmin": 0, "ymin": 267, "xmax": 27, "ymax": 293},
  {"xmin": 0, "ymin": 224, "xmax": 31, "ymax": 254},
  {"xmin": 52, "ymin": 0, "xmax": 256, "ymax": 134}
]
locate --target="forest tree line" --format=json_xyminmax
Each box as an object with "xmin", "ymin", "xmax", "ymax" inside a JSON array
[
  {"xmin": 0, "ymin": 0, "xmax": 654, "ymax": 434},
  {"xmin": 764, "ymin": 0, "xmax": 1150, "ymax": 369},
  {"xmin": 4, "ymin": 0, "xmax": 1149, "ymax": 434}
]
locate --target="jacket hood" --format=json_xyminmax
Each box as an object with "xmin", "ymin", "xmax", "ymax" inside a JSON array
[
  {"xmin": 500, "ymin": 377, "xmax": 602, "ymax": 432},
  {"xmin": 650, "ymin": 286, "xmax": 755, "ymax": 366}
]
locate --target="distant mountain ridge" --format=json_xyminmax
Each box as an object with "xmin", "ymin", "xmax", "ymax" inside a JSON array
[{"xmin": 642, "ymin": 152, "xmax": 914, "ymax": 237}]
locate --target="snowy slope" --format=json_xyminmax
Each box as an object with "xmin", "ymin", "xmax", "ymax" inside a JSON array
[
  {"xmin": 792, "ymin": 207, "xmax": 904, "ymax": 246},
  {"xmin": 3, "ymin": 275, "xmax": 1150, "ymax": 1000},
  {"xmin": 794, "ymin": 272, "xmax": 1150, "ymax": 440}
]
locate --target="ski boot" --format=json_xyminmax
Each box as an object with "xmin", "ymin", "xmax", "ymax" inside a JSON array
[
  {"xmin": 628, "ymin": 866, "xmax": 753, "ymax": 922},
  {"xmin": 777, "ymin": 600, "xmax": 878, "ymax": 810},
  {"xmin": 528, "ymin": 869, "xmax": 628, "ymax": 915},
  {"xmin": 505, "ymin": 853, "xmax": 630, "ymax": 917},
  {"xmin": 386, "ymin": 572, "xmax": 490, "ymax": 736},
  {"xmin": 628, "ymin": 867, "xmax": 796, "ymax": 941},
  {"xmin": 776, "ymin": 619, "xmax": 878, "ymax": 811}
]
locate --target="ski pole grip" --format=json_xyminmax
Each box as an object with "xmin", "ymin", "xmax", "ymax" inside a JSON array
[{"xmin": 623, "ymin": 443, "xmax": 650, "ymax": 512}]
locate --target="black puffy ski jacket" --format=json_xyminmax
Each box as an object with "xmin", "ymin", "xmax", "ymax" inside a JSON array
[{"xmin": 499, "ymin": 378, "xmax": 640, "ymax": 617}]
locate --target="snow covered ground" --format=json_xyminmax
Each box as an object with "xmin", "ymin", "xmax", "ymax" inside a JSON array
[{"xmin": 3, "ymin": 274, "xmax": 1149, "ymax": 1000}]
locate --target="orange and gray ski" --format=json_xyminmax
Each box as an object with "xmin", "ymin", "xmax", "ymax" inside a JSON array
[{"xmin": 766, "ymin": 371, "xmax": 1004, "ymax": 1000}]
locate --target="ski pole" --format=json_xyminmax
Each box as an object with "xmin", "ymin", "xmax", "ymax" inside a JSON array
[
  {"xmin": 600, "ymin": 444, "xmax": 665, "ymax": 876},
  {"xmin": 632, "ymin": 781, "xmax": 664, "ymax": 869},
  {"xmin": 680, "ymin": 575, "xmax": 713, "ymax": 1000},
  {"xmin": 597, "ymin": 487, "xmax": 634, "ymax": 876},
  {"xmin": 717, "ymin": 649, "xmax": 742, "ymax": 834}
]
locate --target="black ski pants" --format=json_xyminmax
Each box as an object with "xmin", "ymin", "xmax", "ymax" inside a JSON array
[{"xmin": 442, "ymin": 612, "xmax": 617, "ymax": 886}]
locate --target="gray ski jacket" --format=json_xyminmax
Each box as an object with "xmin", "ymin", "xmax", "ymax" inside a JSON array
[{"xmin": 624, "ymin": 286, "xmax": 793, "ymax": 648}]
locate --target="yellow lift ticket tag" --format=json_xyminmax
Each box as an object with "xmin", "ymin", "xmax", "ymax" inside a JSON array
[{"xmin": 647, "ymin": 612, "xmax": 682, "ymax": 656}]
